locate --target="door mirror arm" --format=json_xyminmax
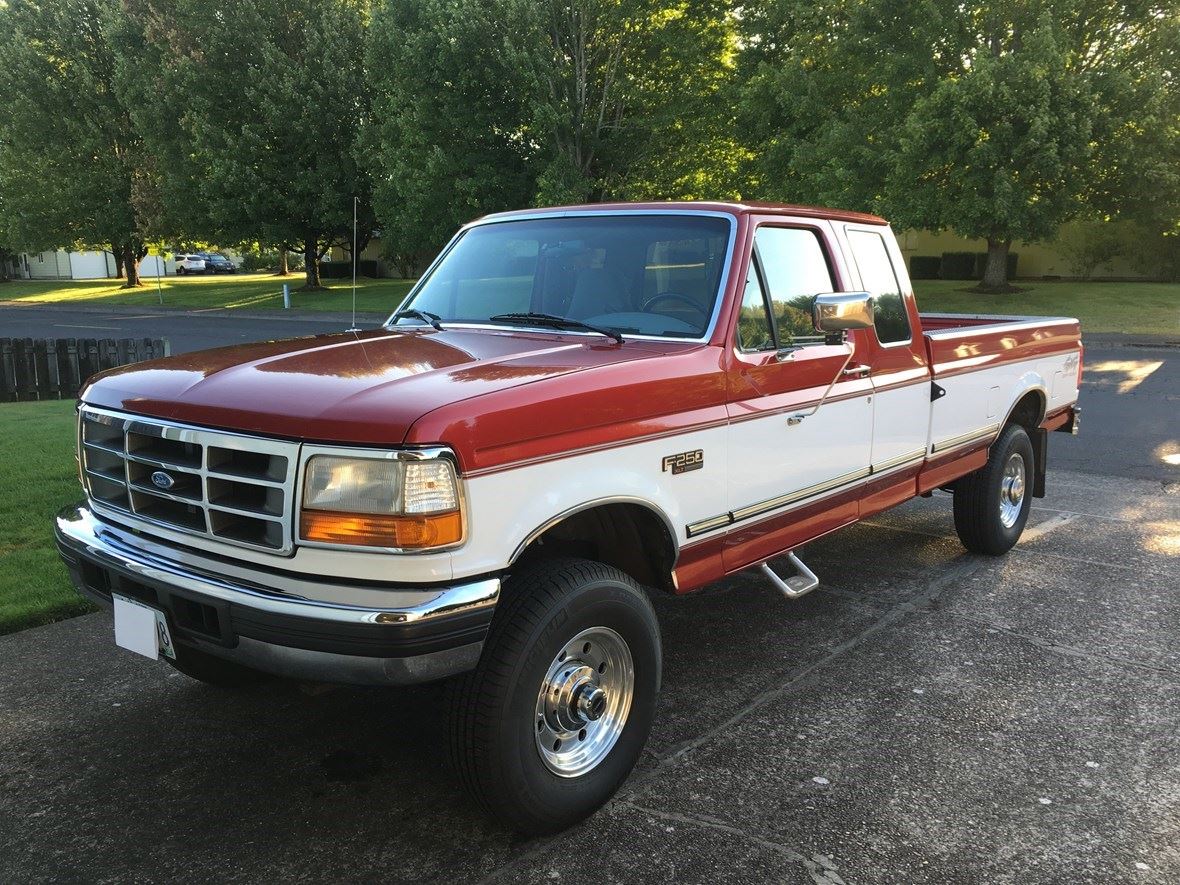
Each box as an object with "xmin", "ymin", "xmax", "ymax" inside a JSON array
[{"xmin": 787, "ymin": 335, "xmax": 858, "ymax": 426}]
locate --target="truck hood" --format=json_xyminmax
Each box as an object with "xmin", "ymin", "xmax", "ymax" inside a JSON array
[{"xmin": 81, "ymin": 327, "xmax": 677, "ymax": 445}]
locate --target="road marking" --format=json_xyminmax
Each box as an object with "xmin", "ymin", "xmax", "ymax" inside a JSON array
[
  {"xmin": 1018, "ymin": 511, "xmax": 1080, "ymax": 543},
  {"xmin": 53, "ymin": 323, "xmax": 120, "ymax": 330}
]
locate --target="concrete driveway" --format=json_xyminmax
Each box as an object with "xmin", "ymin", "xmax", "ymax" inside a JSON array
[
  {"xmin": 2, "ymin": 303, "xmax": 1177, "ymax": 882},
  {"xmin": 2, "ymin": 466, "xmax": 1177, "ymax": 884}
]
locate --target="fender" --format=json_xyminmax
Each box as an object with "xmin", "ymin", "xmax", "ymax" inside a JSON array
[{"xmin": 508, "ymin": 495, "xmax": 680, "ymax": 566}]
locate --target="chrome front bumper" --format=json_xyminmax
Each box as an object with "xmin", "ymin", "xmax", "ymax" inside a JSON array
[{"xmin": 55, "ymin": 505, "xmax": 499, "ymax": 685}]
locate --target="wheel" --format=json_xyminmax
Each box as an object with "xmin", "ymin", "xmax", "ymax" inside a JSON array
[
  {"xmin": 176, "ymin": 267, "xmax": 185, "ymax": 275},
  {"xmin": 449, "ymin": 558, "xmax": 661, "ymax": 835},
  {"xmin": 953, "ymin": 423, "xmax": 1034, "ymax": 554},
  {"xmin": 165, "ymin": 643, "xmax": 269, "ymax": 687}
]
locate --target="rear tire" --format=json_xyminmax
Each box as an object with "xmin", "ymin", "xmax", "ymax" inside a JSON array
[
  {"xmin": 953, "ymin": 424, "xmax": 1034, "ymax": 554},
  {"xmin": 166, "ymin": 643, "xmax": 269, "ymax": 687},
  {"xmin": 448, "ymin": 558, "xmax": 661, "ymax": 835}
]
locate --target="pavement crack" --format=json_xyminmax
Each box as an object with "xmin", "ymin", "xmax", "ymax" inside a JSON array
[
  {"xmin": 946, "ymin": 612, "xmax": 1180, "ymax": 683},
  {"xmin": 619, "ymin": 802, "xmax": 847, "ymax": 884}
]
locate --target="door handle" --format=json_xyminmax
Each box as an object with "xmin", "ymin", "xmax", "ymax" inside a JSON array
[{"xmin": 842, "ymin": 364, "xmax": 871, "ymax": 378}]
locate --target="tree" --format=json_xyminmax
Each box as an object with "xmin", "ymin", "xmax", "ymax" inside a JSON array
[
  {"xmin": 365, "ymin": 0, "xmax": 739, "ymax": 265},
  {"xmin": 737, "ymin": 0, "xmax": 1180, "ymax": 290},
  {"xmin": 889, "ymin": 18, "xmax": 1095, "ymax": 290},
  {"xmin": 0, "ymin": 0, "xmax": 150, "ymax": 286},
  {"xmin": 117, "ymin": 0, "xmax": 372, "ymax": 290}
]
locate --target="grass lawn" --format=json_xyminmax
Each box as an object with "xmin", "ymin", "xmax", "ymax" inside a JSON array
[
  {"xmin": 0, "ymin": 400, "xmax": 95, "ymax": 635},
  {"xmin": 913, "ymin": 279, "xmax": 1180, "ymax": 336},
  {"xmin": 0, "ymin": 272, "xmax": 415, "ymax": 315}
]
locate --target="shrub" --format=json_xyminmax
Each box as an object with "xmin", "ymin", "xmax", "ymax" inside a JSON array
[
  {"xmin": 939, "ymin": 252, "xmax": 976, "ymax": 279},
  {"xmin": 909, "ymin": 255, "xmax": 941, "ymax": 280}
]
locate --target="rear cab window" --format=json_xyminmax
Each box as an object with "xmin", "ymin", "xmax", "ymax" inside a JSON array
[{"xmin": 845, "ymin": 229, "xmax": 911, "ymax": 345}]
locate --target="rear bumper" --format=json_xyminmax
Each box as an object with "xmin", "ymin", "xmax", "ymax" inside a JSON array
[{"xmin": 55, "ymin": 504, "xmax": 499, "ymax": 685}]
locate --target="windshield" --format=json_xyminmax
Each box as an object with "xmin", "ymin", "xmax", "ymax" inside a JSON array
[{"xmin": 394, "ymin": 214, "xmax": 731, "ymax": 339}]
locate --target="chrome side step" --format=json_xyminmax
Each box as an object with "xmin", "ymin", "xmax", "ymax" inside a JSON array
[{"xmin": 759, "ymin": 552, "xmax": 820, "ymax": 600}]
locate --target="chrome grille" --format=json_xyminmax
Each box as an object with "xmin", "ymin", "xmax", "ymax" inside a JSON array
[{"xmin": 78, "ymin": 406, "xmax": 299, "ymax": 554}]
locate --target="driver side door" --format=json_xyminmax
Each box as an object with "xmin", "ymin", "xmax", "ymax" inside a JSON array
[{"xmin": 720, "ymin": 222, "xmax": 874, "ymax": 571}]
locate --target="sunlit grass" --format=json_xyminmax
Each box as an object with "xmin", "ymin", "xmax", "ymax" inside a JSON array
[
  {"xmin": 914, "ymin": 280, "xmax": 1180, "ymax": 335},
  {"xmin": 0, "ymin": 273, "xmax": 415, "ymax": 315},
  {"xmin": 0, "ymin": 400, "xmax": 95, "ymax": 635}
]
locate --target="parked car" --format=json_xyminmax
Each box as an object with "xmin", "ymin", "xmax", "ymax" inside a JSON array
[
  {"xmin": 57, "ymin": 201, "xmax": 1081, "ymax": 835},
  {"xmin": 174, "ymin": 253, "xmax": 207, "ymax": 275},
  {"xmin": 202, "ymin": 253, "xmax": 237, "ymax": 274}
]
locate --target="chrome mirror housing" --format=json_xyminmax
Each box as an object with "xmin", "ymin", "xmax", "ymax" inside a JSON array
[{"xmin": 813, "ymin": 292, "xmax": 875, "ymax": 333}]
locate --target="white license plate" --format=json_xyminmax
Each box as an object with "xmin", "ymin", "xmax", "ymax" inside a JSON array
[{"xmin": 112, "ymin": 594, "xmax": 176, "ymax": 660}]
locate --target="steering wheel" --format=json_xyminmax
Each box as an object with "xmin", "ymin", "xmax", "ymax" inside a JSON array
[{"xmin": 640, "ymin": 291, "xmax": 708, "ymax": 321}]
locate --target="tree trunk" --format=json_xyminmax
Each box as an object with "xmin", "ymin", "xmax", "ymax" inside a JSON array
[
  {"xmin": 302, "ymin": 236, "xmax": 322, "ymax": 289},
  {"xmin": 981, "ymin": 237, "xmax": 1011, "ymax": 290},
  {"xmin": 275, "ymin": 243, "xmax": 290, "ymax": 276},
  {"xmin": 120, "ymin": 244, "xmax": 143, "ymax": 288},
  {"xmin": 112, "ymin": 244, "xmax": 125, "ymax": 280}
]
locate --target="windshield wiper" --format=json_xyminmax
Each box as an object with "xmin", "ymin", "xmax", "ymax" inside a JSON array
[
  {"xmin": 487, "ymin": 312, "xmax": 623, "ymax": 344},
  {"xmin": 390, "ymin": 308, "xmax": 443, "ymax": 331}
]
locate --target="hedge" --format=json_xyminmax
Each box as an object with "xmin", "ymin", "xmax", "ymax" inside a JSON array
[
  {"xmin": 909, "ymin": 255, "xmax": 941, "ymax": 280},
  {"xmin": 939, "ymin": 252, "xmax": 977, "ymax": 280}
]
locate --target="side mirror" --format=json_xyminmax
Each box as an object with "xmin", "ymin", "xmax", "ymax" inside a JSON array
[{"xmin": 813, "ymin": 292, "xmax": 875, "ymax": 333}]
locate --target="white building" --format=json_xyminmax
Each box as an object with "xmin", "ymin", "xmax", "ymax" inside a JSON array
[{"xmin": 13, "ymin": 249, "xmax": 176, "ymax": 280}]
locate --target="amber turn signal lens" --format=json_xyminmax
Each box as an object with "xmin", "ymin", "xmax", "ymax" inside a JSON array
[{"xmin": 300, "ymin": 509, "xmax": 462, "ymax": 548}]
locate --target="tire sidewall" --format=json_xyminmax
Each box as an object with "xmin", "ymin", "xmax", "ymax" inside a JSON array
[
  {"xmin": 496, "ymin": 576, "xmax": 660, "ymax": 828},
  {"xmin": 988, "ymin": 426, "xmax": 1034, "ymax": 547}
]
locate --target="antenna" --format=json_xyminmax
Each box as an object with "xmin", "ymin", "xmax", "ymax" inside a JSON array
[{"xmin": 348, "ymin": 195, "xmax": 360, "ymax": 332}]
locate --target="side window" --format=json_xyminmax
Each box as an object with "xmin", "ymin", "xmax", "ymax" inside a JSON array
[
  {"xmin": 754, "ymin": 227, "xmax": 834, "ymax": 346},
  {"xmin": 847, "ymin": 229, "xmax": 911, "ymax": 344},
  {"xmin": 736, "ymin": 265, "xmax": 774, "ymax": 351}
]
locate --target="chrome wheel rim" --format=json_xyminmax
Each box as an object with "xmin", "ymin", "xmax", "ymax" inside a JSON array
[
  {"xmin": 535, "ymin": 626, "xmax": 634, "ymax": 778},
  {"xmin": 999, "ymin": 453, "xmax": 1026, "ymax": 528}
]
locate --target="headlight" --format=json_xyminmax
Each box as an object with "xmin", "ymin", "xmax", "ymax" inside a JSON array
[{"xmin": 299, "ymin": 454, "xmax": 463, "ymax": 549}]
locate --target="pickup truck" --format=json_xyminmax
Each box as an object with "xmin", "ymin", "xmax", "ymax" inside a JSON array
[{"xmin": 55, "ymin": 201, "xmax": 1081, "ymax": 834}]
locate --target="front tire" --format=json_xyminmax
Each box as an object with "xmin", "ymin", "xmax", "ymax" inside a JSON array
[
  {"xmin": 449, "ymin": 558, "xmax": 661, "ymax": 835},
  {"xmin": 953, "ymin": 424, "xmax": 1034, "ymax": 554}
]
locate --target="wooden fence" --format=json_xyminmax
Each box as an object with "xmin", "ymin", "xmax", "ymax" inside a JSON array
[{"xmin": 0, "ymin": 337, "xmax": 171, "ymax": 402}]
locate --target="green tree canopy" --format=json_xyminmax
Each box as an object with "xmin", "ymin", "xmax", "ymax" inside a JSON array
[
  {"xmin": 0, "ymin": 0, "xmax": 151, "ymax": 285},
  {"xmin": 738, "ymin": 0, "xmax": 1180, "ymax": 289},
  {"xmin": 117, "ymin": 0, "xmax": 372, "ymax": 289},
  {"xmin": 365, "ymin": 0, "xmax": 741, "ymax": 268}
]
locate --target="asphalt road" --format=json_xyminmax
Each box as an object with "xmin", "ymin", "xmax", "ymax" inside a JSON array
[
  {"xmin": 1, "ymin": 303, "xmax": 1178, "ymax": 883},
  {"xmin": 0, "ymin": 302, "xmax": 384, "ymax": 354}
]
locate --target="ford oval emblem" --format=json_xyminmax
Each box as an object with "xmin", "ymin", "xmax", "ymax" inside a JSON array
[{"xmin": 150, "ymin": 470, "xmax": 175, "ymax": 490}]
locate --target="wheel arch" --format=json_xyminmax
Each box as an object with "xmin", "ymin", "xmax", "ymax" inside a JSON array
[
  {"xmin": 509, "ymin": 498, "xmax": 679, "ymax": 593},
  {"xmin": 998, "ymin": 384, "xmax": 1048, "ymax": 497}
]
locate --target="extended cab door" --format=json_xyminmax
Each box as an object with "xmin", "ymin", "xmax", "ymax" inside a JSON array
[
  {"xmin": 840, "ymin": 225, "xmax": 932, "ymax": 487},
  {"xmin": 718, "ymin": 220, "xmax": 874, "ymax": 571}
]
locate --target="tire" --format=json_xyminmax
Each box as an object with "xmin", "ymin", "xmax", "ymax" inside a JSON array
[
  {"xmin": 176, "ymin": 267, "xmax": 185, "ymax": 275},
  {"xmin": 449, "ymin": 558, "xmax": 661, "ymax": 835},
  {"xmin": 165, "ymin": 643, "xmax": 270, "ymax": 687},
  {"xmin": 953, "ymin": 423, "xmax": 1034, "ymax": 554}
]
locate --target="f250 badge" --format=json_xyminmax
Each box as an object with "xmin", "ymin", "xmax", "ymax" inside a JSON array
[{"xmin": 662, "ymin": 449, "xmax": 704, "ymax": 475}]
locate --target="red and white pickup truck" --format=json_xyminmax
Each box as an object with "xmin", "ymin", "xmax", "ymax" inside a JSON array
[{"xmin": 56, "ymin": 202, "xmax": 1081, "ymax": 833}]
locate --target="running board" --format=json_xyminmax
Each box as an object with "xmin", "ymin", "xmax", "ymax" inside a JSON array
[{"xmin": 759, "ymin": 552, "xmax": 820, "ymax": 600}]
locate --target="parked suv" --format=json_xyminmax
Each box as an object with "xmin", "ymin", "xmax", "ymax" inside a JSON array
[
  {"xmin": 203, "ymin": 253, "xmax": 237, "ymax": 274},
  {"xmin": 174, "ymin": 254, "xmax": 207, "ymax": 275}
]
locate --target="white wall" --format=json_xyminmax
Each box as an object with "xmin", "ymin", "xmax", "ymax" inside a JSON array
[
  {"xmin": 25, "ymin": 250, "xmax": 73, "ymax": 279},
  {"xmin": 139, "ymin": 255, "xmax": 176, "ymax": 277},
  {"xmin": 69, "ymin": 251, "xmax": 117, "ymax": 279}
]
